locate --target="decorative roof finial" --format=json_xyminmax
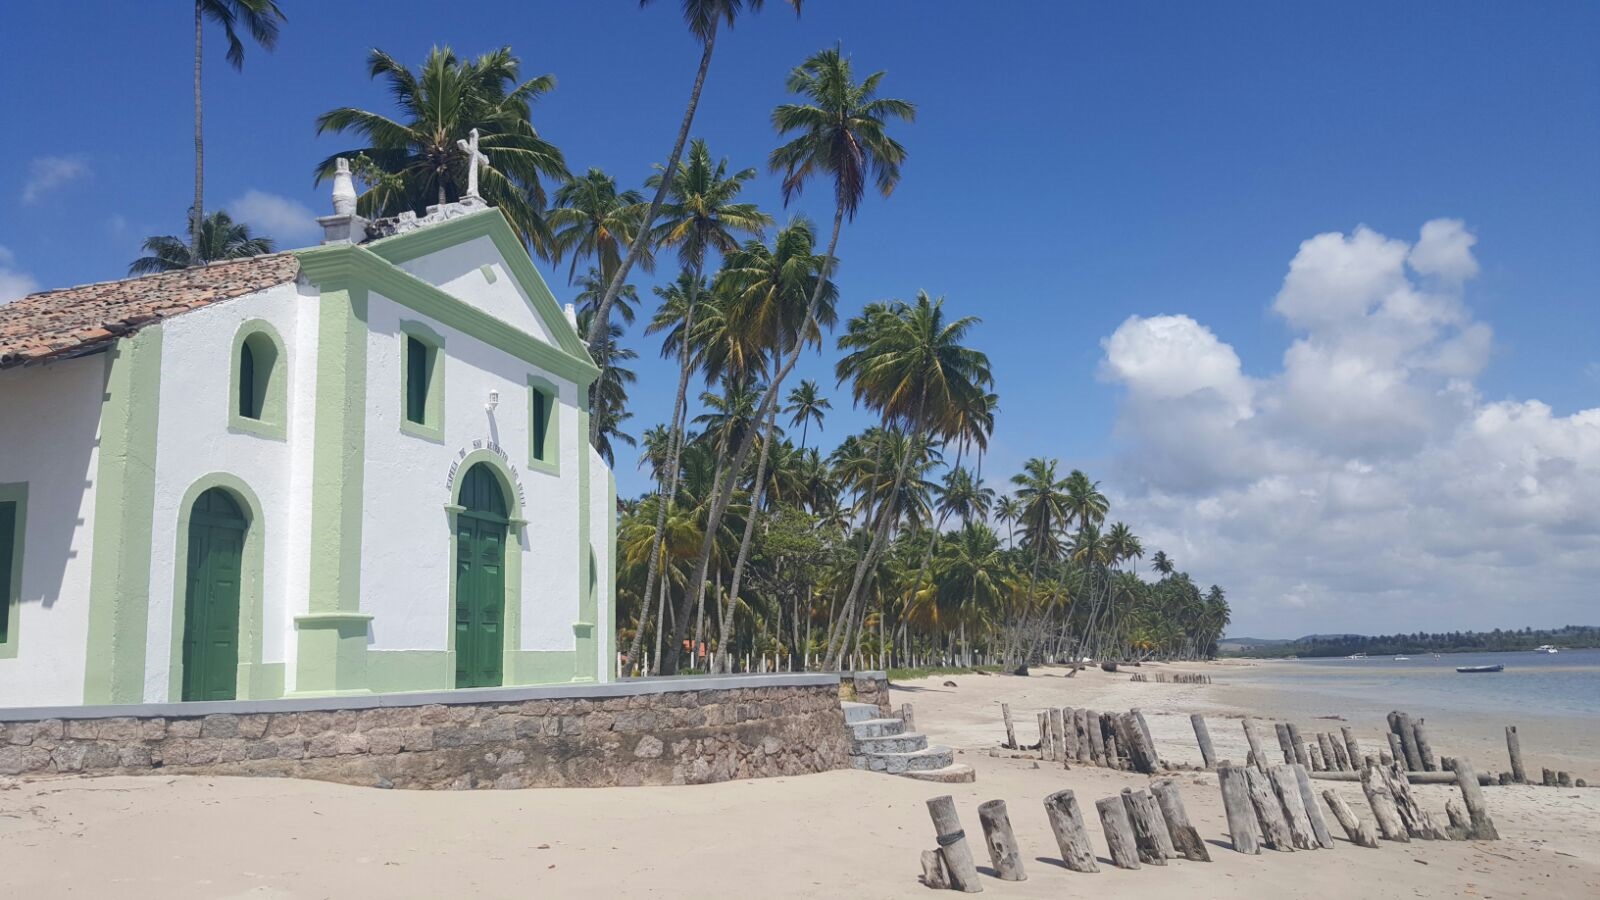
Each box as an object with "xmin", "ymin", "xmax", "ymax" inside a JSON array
[
  {"xmin": 331, "ymin": 158, "xmax": 357, "ymax": 216},
  {"xmin": 456, "ymin": 128, "xmax": 489, "ymax": 200}
]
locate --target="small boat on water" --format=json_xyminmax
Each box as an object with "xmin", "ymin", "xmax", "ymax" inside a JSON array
[
  {"xmin": 1535, "ymin": 644, "xmax": 1559, "ymax": 654},
  {"xmin": 1394, "ymin": 656, "xmax": 1410, "ymax": 661},
  {"xmin": 1456, "ymin": 664, "xmax": 1504, "ymax": 673}
]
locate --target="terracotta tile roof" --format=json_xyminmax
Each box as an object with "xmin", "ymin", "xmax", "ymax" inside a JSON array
[{"xmin": 0, "ymin": 254, "xmax": 300, "ymax": 369}]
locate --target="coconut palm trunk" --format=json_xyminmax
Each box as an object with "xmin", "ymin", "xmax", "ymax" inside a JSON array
[
  {"xmin": 191, "ymin": 5, "xmax": 205, "ymax": 266},
  {"xmin": 717, "ymin": 401, "xmax": 778, "ymax": 672},
  {"xmin": 659, "ymin": 206, "xmax": 844, "ymax": 674},
  {"xmin": 586, "ymin": 32, "xmax": 714, "ymax": 446}
]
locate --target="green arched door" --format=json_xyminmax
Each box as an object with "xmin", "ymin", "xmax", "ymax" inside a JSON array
[
  {"xmin": 455, "ymin": 464, "xmax": 508, "ymax": 688},
  {"xmin": 181, "ymin": 488, "xmax": 247, "ymax": 701}
]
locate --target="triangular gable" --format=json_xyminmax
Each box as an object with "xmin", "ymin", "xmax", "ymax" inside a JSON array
[{"xmin": 363, "ymin": 208, "xmax": 592, "ymax": 361}]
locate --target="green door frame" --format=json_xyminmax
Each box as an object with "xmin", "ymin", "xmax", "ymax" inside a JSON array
[{"xmin": 179, "ymin": 488, "xmax": 247, "ymax": 701}]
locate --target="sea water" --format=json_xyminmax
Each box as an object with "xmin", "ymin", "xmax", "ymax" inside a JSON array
[{"xmin": 1228, "ymin": 648, "xmax": 1600, "ymax": 720}]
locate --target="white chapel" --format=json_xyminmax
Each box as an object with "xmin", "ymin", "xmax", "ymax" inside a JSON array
[{"xmin": 0, "ymin": 163, "xmax": 616, "ymax": 708}]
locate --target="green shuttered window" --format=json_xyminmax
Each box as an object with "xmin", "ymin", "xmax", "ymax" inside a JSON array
[
  {"xmin": 532, "ymin": 390, "xmax": 549, "ymax": 460},
  {"xmin": 526, "ymin": 376, "xmax": 559, "ymax": 474},
  {"xmin": 405, "ymin": 336, "xmax": 429, "ymax": 425},
  {"xmin": 0, "ymin": 501, "xmax": 15, "ymax": 645}
]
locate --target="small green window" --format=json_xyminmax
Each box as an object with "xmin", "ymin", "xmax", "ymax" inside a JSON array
[
  {"xmin": 405, "ymin": 336, "xmax": 430, "ymax": 425},
  {"xmin": 0, "ymin": 500, "xmax": 16, "ymax": 645},
  {"xmin": 238, "ymin": 342, "xmax": 258, "ymax": 419},
  {"xmin": 526, "ymin": 376, "xmax": 560, "ymax": 474},
  {"xmin": 532, "ymin": 390, "xmax": 549, "ymax": 460},
  {"xmin": 230, "ymin": 324, "xmax": 284, "ymax": 437}
]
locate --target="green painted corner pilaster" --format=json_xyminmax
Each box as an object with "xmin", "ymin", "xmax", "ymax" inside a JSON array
[
  {"xmin": 295, "ymin": 282, "xmax": 371, "ymax": 695},
  {"xmin": 83, "ymin": 327, "xmax": 163, "ymax": 704},
  {"xmin": 607, "ymin": 468, "xmax": 618, "ymax": 681},
  {"xmin": 574, "ymin": 406, "xmax": 597, "ymax": 682}
]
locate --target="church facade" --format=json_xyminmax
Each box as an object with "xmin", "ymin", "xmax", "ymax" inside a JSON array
[{"xmin": 0, "ymin": 195, "xmax": 616, "ymax": 708}]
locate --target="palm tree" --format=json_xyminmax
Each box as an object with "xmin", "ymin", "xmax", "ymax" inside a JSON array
[
  {"xmin": 575, "ymin": 307, "xmax": 638, "ymax": 466},
  {"xmin": 1151, "ymin": 550, "xmax": 1175, "ymax": 578},
  {"xmin": 785, "ymin": 379, "xmax": 831, "ymax": 449},
  {"xmin": 825, "ymin": 292, "xmax": 992, "ymax": 668},
  {"xmin": 1063, "ymin": 469, "xmax": 1109, "ymax": 533},
  {"xmin": 660, "ymin": 45, "xmax": 914, "ymax": 675},
  {"xmin": 130, "ymin": 210, "xmax": 274, "ymax": 275},
  {"xmin": 550, "ymin": 168, "xmax": 651, "ymax": 285},
  {"xmin": 314, "ymin": 46, "xmax": 568, "ymax": 252},
  {"xmin": 994, "ymin": 496, "xmax": 1023, "ymax": 548},
  {"xmin": 584, "ymin": 0, "xmax": 801, "ymax": 388},
  {"xmin": 191, "ymin": 0, "xmax": 286, "ymax": 265},
  {"xmin": 936, "ymin": 467, "xmax": 994, "ymax": 527},
  {"xmin": 573, "ymin": 267, "xmax": 641, "ymax": 326}
]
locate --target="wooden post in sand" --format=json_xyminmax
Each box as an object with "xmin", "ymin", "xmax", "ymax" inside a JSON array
[
  {"xmin": 1085, "ymin": 709, "xmax": 1107, "ymax": 767},
  {"xmin": 1191, "ymin": 714, "xmax": 1217, "ymax": 769},
  {"xmin": 1359, "ymin": 763, "xmax": 1409, "ymax": 842},
  {"xmin": 920, "ymin": 850, "xmax": 949, "ymax": 889},
  {"xmin": 1385, "ymin": 732, "xmax": 1405, "ymax": 768},
  {"xmin": 1217, "ymin": 766, "xmax": 1262, "ymax": 854},
  {"xmin": 1341, "ymin": 727, "xmax": 1363, "ymax": 770},
  {"xmin": 902, "ymin": 703, "xmax": 916, "ymax": 734},
  {"xmin": 977, "ymin": 799, "xmax": 1027, "ymax": 881},
  {"xmin": 1074, "ymin": 708, "xmax": 1092, "ymax": 764},
  {"xmin": 1243, "ymin": 719, "xmax": 1269, "ymax": 772},
  {"xmin": 1042, "ymin": 789, "xmax": 1100, "ymax": 873},
  {"xmin": 1381, "ymin": 762, "xmax": 1446, "ymax": 840},
  {"xmin": 1308, "ymin": 743, "xmax": 1324, "ymax": 772},
  {"xmin": 1390, "ymin": 712, "xmax": 1423, "ymax": 771},
  {"xmin": 1275, "ymin": 723, "xmax": 1296, "ymax": 765},
  {"xmin": 1119, "ymin": 712, "xmax": 1160, "ymax": 775},
  {"xmin": 1321, "ymin": 789, "xmax": 1380, "ymax": 848},
  {"xmin": 1448, "ymin": 759, "xmax": 1499, "ymax": 840},
  {"xmin": 1038, "ymin": 712, "xmax": 1053, "ymax": 760},
  {"xmin": 1504, "ymin": 726, "xmax": 1526, "ymax": 784},
  {"xmin": 1269, "ymin": 765, "xmax": 1317, "ymax": 850},
  {"xmin": 1132, "ymin": 709, "xmax": 1160, "ymax": 768},
  {"xmin": 1291, "ymin": 764, "xmax": 1336, "ymax": 849},
  {"xmin": 1049, "ymin": 708, "xmax": 1068, "ymax": 762},
  {"xmin": 1315, "ymin": 733, "xmax": 1338, "ymax": 771},
  {"xmin": 1246, "ymin": 767, "xmax": 1296, "ymax": 851},
  {"xmin": 925, "ymin": 795, "xmax": 983, "ymax": 892},
  {"xmin": 1001, "ymin": 703, "xmax": 1017, "ymax": 750},
  {"xmin": 1095, "ymin": 796, "xmax": 1143, "ymax": 869},
  {"xmin": 1413, "ymin": 720, "xmax": 1438, "ymax": 772},
  {"xmin": 1151, "ymin": 779, "xmax": 1211, "ymax": 862},
  {"xmin": 1062, "ymin": 708, "xmax": 1080, "ymax": 760},
  {"xmin": 1120, "ymin": 788, "xmax": 1171, "ymax": 864}
]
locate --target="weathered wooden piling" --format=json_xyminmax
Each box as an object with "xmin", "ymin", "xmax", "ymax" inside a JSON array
[
  {"xmin": 1340, "ymin": 727, "xmax": 1362, "ymax": 770},
  {"xmin": 1217, "ymin": 766, "xmax": 1262, "ymax": 854},
  {"xmin": 1151, "ymin": 779, "xmax": 1212, "ymax": 862},
  {"xmin": 1275, "ymin": 722, "xmax": 1296, "ymax": 764},
  {"xmin": 1542, "ymin": 767, "xmax": 1556, "ymax": 786},
  {"xmin": 1242, "ymin": 719, "xmax": 1269, "ymax": 772},
  {"xmin": 1074, "ymin": 708, "xmax": 1092, "ymax": 764},
  {"xmin": 1391, "ymin": 712, "xmax": 1424, "ymax": 771},
  {"xmin": 1445, "ymin": 798, "xmax": 1469, "ymax": 832},
  {"xmin": 1103, "ymin": 714, "xmax": 1124, "ymax": 769},
  {"xmin": 926, "ymin": 795, "xmax": 983, "ymax": 892},
  {"xmin": 1385, "ymin": 732, "xmax": 1405, "ymax": 768},
  {"xmin": 1382, "ymin": 762, "xmax": 1446, "ymax": 840},
  {"xmin": 1120, "ymin": 712, "xmax": 1161, "ymax": 774},
  {"xmin": 1316, "ymin": 733, "xmax": 1337, "ymax": 773},
  {"xmin": 1269, "ymin": 765, "xmax": 1318, "ymax": 850},
  {"xmin": 1450, "ymin": 759, "xmax": 1499, "ymax": 840},
  {"xmin": 1246, "ymin": 766, "xmax": 1296, "ymax": 851},
  {"xmin": 1001, "ymin": 703, "xmax": 1017, "ymax": 750},
  {"xmin": 1132, "ymin": 709, "xmax": 1160, "ymax": 768},
  {"xmin": 1505, "ymin": 726, "xmax": 1526, "ymax": 783},
  {"xmin": 1042, "ymin": 789, "xmax": 1100, "ymax": 873},
  {"xmin": 1049, "ymin": 708, "xmax": 1068, "ymax": 762},
  {"xmin": 1121, "ymin": 788, "xmax": 1171, "ymax": 864},
  {"xmin": 1308, "ymin": 743, "xmax": 1324, "ymax": 772},
  {"xmin": 1291, "ymin": 764, "xmax": 1335, "ymax": 849},
  {"xmin": 1036, "ymin": 711, "xmax": 1048, "ymax": 757},
  {"xmin": 977, "ymin": 799, "xmax": 1027, "ymax": 881},
  {"xmin": 1191, "ymin": 714, "xmax": 1217, "ymax": 769},
  {"xmin": 1085, "ymin": 709, "xmax": 1107, "ymax": 767},
  {"xmin": 1061, "ymin": 708, "xmax": 1079, "ymax": 760},
  {"xmin": 1559, "ymin": 771, "xmax": 1573, "ymax": 787},
  {"xmin": 1413, "ymin": 720, "xmax": 1438, "ymax": 772},
  {"xmin": 920, "ymin": 850, "xmax": 950, "ymax": 889},
  {"xmin": 1096, "ymin": 796, "xmax": 1143, "ymax": 869},
  {"xmin": 1359, "ymin": 764, "xmax": 1409, "ymax": 842},
  {"xmin": 1321, "ymin": 789, "xmax": 1380, "ymax": 848}
]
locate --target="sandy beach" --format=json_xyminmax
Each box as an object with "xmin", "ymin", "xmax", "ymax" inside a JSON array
[{"xmin": 4, "ymin": 663, "xmax": 1598, "ymax": 898}]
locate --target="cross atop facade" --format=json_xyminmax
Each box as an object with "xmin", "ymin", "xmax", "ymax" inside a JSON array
[{"xmin": 456, "ymin": 128, "xmax": 490, "ymax": 199}]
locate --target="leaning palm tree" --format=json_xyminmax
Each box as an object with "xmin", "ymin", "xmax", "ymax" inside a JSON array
[
  {"xmin": 314, "ymin": 46, "xmax": 568, "ymax": 253},
  {"xmin": 549, "ymin": 168, "xmax": 651, "ymax": 285},
  {"xmin": 130, "ymin": 210, "xmax": 274, "ymax": 275},
  {"xmin": 784, "ymin": 379, "xmax": 831, "ymax": 450},
  {"xmin": 660, "ymin": 45, "xmax": 914, "ymax": 674},
  {"xmin": 191, "ymin": 0, "xmax": 286, "ymax": 266},
  {"xmin": 584, "ymin": 0, "xmax": 801, "ymax": 386}
]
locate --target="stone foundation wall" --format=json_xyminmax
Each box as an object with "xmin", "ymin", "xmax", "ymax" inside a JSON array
[
  {"xmin": 0, "ymin": 676, "xmax": 848, "ymax": 790},
  {"xmin": 845, "ymin": 671, "xmax": 893, "ymax": 715}
]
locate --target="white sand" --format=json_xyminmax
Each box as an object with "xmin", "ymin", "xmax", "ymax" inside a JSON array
[{"xmin": 3, "ymin": 663, "xmax": 1597, "ymax": 898}]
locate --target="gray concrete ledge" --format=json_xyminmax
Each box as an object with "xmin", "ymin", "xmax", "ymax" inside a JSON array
[{"xmin": 0, "ymin": 673, "xmax": 842, "ymax": 722}]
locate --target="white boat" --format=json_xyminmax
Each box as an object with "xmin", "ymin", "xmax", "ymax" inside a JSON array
[
  {"xmin": 1535, "ymin": 645, "xmax": 1558, "ymax": 654},
  {"xmin": 1393, "ymin": 656, "xmax": 1410, "ymax": 661},
  {"xmin": 1345, "ymin": 653, "xmax": 1368, "ymax": 660}
]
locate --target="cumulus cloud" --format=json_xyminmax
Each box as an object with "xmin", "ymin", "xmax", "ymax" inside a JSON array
[
  {"xmin": 226, "ymin": 190, "xmax": 319, "ymax": 242},
  {"xmin": 21, "ymin": 156, "xmax": 90, "ymax": 205},
  {"xmin": 0, "ymin": 245, "xmax": 39, "ymax": 305},
  {"xmin": 1100, "ymin": 220, "xmax": 1600, "ymax": 636}
]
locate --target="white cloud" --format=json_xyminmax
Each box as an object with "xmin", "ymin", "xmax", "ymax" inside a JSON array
[
  {"xmin": 1100, "ymin": 219, "xmax": 1600, "ymax": 637},
  {"xmin": 0, "ymin": 245, "xmax": 40, "ymax": 305},
  {"xmin": 21, "ymin": 156, "xmax": 90, "ymax": 205},
  {"xmin": 226, "ymin": 190, "xmax": 319, "ymax": 243}
]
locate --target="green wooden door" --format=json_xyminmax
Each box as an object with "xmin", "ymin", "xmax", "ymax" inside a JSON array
[
  {"xmin": 181, "ymin": 488, "xmax": 246, "ymax": 701},
  {"xmin": 455, "ymin": 465, "xmax": 507, "ymax": 689}
]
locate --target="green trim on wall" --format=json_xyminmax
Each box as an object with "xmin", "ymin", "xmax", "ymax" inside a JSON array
[
  {"xmin": 398, "ymin": 319, "xmax": 446, "ymax": 442},
  {"xmin": 227, "ymin": 320, "xmax": 288, "ymax": 440},
  {"xmin": 367, "ymin": 649, "xmax": 453, "ymax": 694},
  {"xmin": 507, "ymin": 650, "xmax": 578, "ymax": 686},
  {"xmin": 294, "ymin": 241, "xmax": 598, "ymax": 389},
  {"xmin": 362, "ymin": 209, "xmax": 593, "ymax": 362},
  {"xmin": 573, "ymin": 406, "xmax": 596, "ymax": 682},
  {"xmin": 167, "ymin": 474, "xmax": 271, "ymax": 701},
  {"xmin": 447, "ymin": 450, "xmax": 526, "ymax": 687},
  {"xmin": 83, "ymin": 327, "xmax": 163, "ymax": 704},
  {"xmin": 525, "ymin": 374, "xmax": 561, "ymax": 476},
  {"xmin": 0, "ymin": 481, "xmax": 27, "ymax": 659},
  {"xmin": 294, "ymin": 284, "xmax": 371, "ymax": 696}
]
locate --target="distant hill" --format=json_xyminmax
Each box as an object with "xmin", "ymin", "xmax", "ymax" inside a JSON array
[
  {"xmin": 1217, "ymin": 636, "xmax": 1292, "ymax": 650},
  {"xmin": 1219, "ymin": 624, "xmax": 1600, "ymax": 658}
]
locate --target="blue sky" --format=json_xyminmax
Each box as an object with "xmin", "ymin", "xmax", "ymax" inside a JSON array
[{"xmin": 2, "ymin": 2, "xmax": 1596, "ymax": 637}]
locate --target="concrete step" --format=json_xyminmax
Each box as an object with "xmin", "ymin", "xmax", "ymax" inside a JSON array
[
  {"xmin": 841, "ymin": 701, "xmax": 881, "ymax": 724},
  {"xmin": 851, "ymin": 745, "xmax": 956, "ymax": 775},
  {"xmin": 853, "ymin": 732, "xmax": 928, "ymax": 755},
  {"xmin": 902, "ymin": 763, "xmax": 977, "ymax": 784},
  {"xmin": 848, "ymin": 718, "xmax": 907, "ymax": 740}
]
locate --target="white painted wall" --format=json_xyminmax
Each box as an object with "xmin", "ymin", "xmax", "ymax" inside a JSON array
[
  {"xmin": 392, "ymin": 232, "xmax": 555, "ymax": 345},
  {"xmin": 0, "ymin": 354, "xmax": 104, "ymax": 705},
  {"xmin": 588, "ymin": 448, "xmax": 614, "ymax": 683},
  {"xmin": 360, "ymin": 291, "xmax": 584, "ymax": 658},
  {"xmin": 143, "ymin": 280, "xmax": 315, "ymax": 701}
]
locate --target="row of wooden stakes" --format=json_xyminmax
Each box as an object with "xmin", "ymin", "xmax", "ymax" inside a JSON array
[
  {"xmin": 1129, "ymin": 672, "xmax": 1212, "ymax": 684},
  {"xmin": 921, "ymin": 779, "xmax": 1211, "ymax": 892},
  {"xmin": 1001, "ymin": 704, "xmax": 1163, "ymax": 774}
]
